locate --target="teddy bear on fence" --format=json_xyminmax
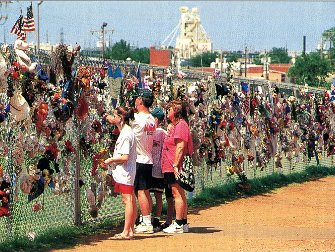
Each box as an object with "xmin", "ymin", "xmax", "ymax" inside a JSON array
[
  {"xmin": 0, "ymin": 166, "xmax": 10, "ymax": 217},
  {"xmin": 14, "ymin": 39, "xmax": 37, "ymax": 73}
]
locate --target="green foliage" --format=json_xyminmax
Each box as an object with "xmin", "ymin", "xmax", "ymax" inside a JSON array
[
  {"xmin": 322, "ymin": 27, "xmax": 335, "ymax": 43},
  {"xmin": 108, "ymin": 39, "xmax": 131, "ymax": 60},
  {"xmin": 130, "ymin": 47, "xmax": 150, "ymax": 64},
  {"xmin": 188, "ymin": 165, "xmax": 335, "ymax": 208},
  {"xmin": 104, "ymin": 40, "xmax": 149, "ymax": 63},
  {"xmin": 80, "ymin": 49, "xmax": 101, "ymax": 58},
  {"xmin": 190, "ymin": 51, "xmax": 218, "ymax": 67},
  {"xmin": 1, "ymin": 164, "xmax": 334, "ymax": 251},
  {"xmin": 320, "ymin": 27, "xmax": 335, "ymax": 71},
  {"xmin": 253, "ymin": 55, "xmax": 262, "ymax": 65},
  {"xmin": 268, "ymin": 47, "xmax": 291, "ymax": 64},
  {"xmin": 189, "ymin": 181, "xmax": 239, "ymax": 207},
  {"xmin": 226, "ymin": 52, "xmax": 241, "ymax": 63},
  {"xmin": 0, "ymin": 218, "xmax": 124, "ymax": 252},
  {"xmin": 288, "ymin": 52, "xmax": 332, "ymax": 86}
]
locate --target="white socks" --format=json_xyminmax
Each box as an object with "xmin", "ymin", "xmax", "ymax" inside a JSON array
[{"xmin": 142, "ymin": 214, "xmax": 152, "ymax": 225}]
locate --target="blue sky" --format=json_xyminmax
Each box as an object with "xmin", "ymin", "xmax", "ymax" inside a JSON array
[{"xmin": 1, "ymin": 1, "xmax": 334, "ymax": 53}]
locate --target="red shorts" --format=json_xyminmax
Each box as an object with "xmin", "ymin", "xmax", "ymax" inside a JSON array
[{"xmin": 114, "ymin": 182, "xmax": 134, "ymax": 194}]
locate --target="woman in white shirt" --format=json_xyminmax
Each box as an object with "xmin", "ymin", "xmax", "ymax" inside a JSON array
[{"xmin": 102, "ymin": 106, "xmax": 137, "ymax": 240}]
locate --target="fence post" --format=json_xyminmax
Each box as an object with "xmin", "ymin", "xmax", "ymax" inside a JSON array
[
  {"xmin": 5, "ymin": 123, "xmax": 14, "ymax": 238},
  {"xmin": 201, "ymin": 159, "xmax": 205, "ymax": 191},
  {"xmin": 272, "ymin": 157, "xmax": 275, "ymax": 174},
  {"xmin": 74, "ymin": 120, "xmax": 82, "ymax": 226}
]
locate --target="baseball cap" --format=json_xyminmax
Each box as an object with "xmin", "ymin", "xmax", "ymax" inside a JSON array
[
  {"xmin": 151, "ymin": 107, "xmax": 165, "ymax": 120},
  {"xmin": 136, "ymin": 88, "xmax": 153, "ymax": 98}
]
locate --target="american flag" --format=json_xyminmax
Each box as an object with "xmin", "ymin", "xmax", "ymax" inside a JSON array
[
  {"xmin": 243, "ymin": 96, "xmax": 250, "ymax": 116},
  {"xmin": 10, "ymin": 14, "xmax": 26, "ymax": 40},
  {"xmin": 22, "ymin": 3, "xmax": 35, "ymax": 32}
]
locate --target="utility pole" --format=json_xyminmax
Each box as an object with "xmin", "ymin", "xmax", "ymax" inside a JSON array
[
  {"xmin": 90, "ymin": 22, "xmax": 114, "ymax": 59},
  {"xmin": 244, "ymin": 46, "xmax": 247, "ymax": 77},
  {"xmin": 60, "ymin": 27, "xmax": 64, "ymax": 44},
  {"xmin": 303, "ymin": 35, "xmax": 306, "ymax": 56},
  {"xmin": 220, "ymin": 49, "xmax": 223, "ymax": 74},
  {"xmin": 320, "ymin": 36, "xmax": 323, "ymax": 60},
  {"xmin": 265, "ymin": 50, "xmax": 269, "ymax": 80},
  {"xmin": 3, "ymin": 26, "xmax": 6, "ymax": 44}
]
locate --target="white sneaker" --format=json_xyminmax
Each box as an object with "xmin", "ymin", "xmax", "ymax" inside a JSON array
[
  {"xmin": 162, "ymin": 222, "xmax": 184, "ymax": 234},
  {"xmin": 135, "ymin": 222, "xmax": 154, "ymax": 234},
  {"xmin": 183, "ymin": 223, "xmax": 189, "ymax": 233}
]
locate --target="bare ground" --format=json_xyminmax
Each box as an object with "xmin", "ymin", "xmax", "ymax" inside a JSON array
[{"xmin": 52, "ymin": 176, "xmax": 335, "ymax": 252}]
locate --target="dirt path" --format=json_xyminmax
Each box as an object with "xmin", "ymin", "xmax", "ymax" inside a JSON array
[{"xmin": 53, "ymin": 176, "xmax": 335, "ymax": 252}]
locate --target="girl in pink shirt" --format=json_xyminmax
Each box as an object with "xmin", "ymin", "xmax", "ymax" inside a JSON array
[{"xmin": 161, "ymin": 100, "xmax": 193, "ymax": 234}]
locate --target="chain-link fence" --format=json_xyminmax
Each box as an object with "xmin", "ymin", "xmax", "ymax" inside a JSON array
[{"xmin": 0, "ymin": 73, "xmax": 334, "ymax": 243}]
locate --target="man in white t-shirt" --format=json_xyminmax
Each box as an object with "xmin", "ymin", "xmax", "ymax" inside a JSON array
[{"xmin": 131, "ymin": 89, "xmax": 156, "ymax": 234}]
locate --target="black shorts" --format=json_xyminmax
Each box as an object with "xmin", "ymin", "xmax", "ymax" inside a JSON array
[
  {"xmin": 134, "ymin": 163, "xmax": 153, "ymax": 191},
  {"xmin": 165, "ymin": 183, "xmax": 173, "ymax": 199},
  {"xmin": 163, "ymin": 172, "xmax": 175, "ymax": 199},
  {"xmin": 150, "ymin": 177, "xmax": 164, "ymax": 193}
]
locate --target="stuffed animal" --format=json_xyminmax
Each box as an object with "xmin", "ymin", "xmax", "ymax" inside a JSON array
[
  {"xmin": 0, "ymin": 189, "xmax": 10, "ymax": 217},
  {"xmin": 0, "ymin": 44, "xmax": 10, "ymax": 92},
  {"xmin": 86, "ymin": 173, "xmax": 106, "ymax": 219},
  {"xmin": 86, "ymin": 187, "xmax": 98, "ymax": 218},
  {"xmin": 14, "ymin": 39, "xmax": 37, "ymax": 73},
  {"xmin": 0, "ymin": 173, "xmax": 10, "ymax": 217},
  {"xmin": 34, "ymin": 102, "xmax": 49, "ymax": 135}
]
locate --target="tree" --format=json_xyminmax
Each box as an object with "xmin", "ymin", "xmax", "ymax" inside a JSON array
[
  {"xmin": 226, "ymin": 52, "xmax": 241, "ymax": 63},
  {"xmin": 322, "ymin": 27, "xmax": 335, "ymax": 45},
  {"xmin": 81, "ymin": 49, "xmax": 100, "ymax": 58},
  {"xmin": 321, "ymin": 27, "xmax": 335, "ymax": 67},
  {"xmin": 268, "ymin": 47, "xmax": 291, "ymax": 64},
  {"xmin": 288, "ymin": 52, "xmax": 331, "ymax": 87},
  {"xmin": 190, "ymin": 51, "xmax": 218, "ymax": 67},
  {"xmin": 130, "ymin": 47, "xmax": 150, "ymax": 64},
  {"xmin": 252, "ymin": 55, "xmax": 262, "ymax": 65},
  {"xmin": 108, "ymin": 39, "xmax": 131, "ymax": 60}
]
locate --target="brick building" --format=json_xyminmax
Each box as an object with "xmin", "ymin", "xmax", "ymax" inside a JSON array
[{"xmin": 149, "ymin": 46, "xmax": 171, "ymax": 67}]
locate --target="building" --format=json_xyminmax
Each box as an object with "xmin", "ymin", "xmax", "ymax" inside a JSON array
[
  {"xmin": 149, "ymin": 46, "xmax": 171, "ymax": 67},
  {"xmin": 175, "ymin": 6, "xmax": 212, "ymax": 60},
  {"xmin": 210, "ymin": 54, "xmax": 292, "ymax": 83},
  {"xmin": 244, "ymin": 64, "xmax": 291, "ymax": 82},
  {"xmin": 29, "ymin": 42, "xmax": 74, "ymax": 53}
]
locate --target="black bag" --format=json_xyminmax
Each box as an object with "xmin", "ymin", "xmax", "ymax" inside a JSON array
[{"xmin": 177, "ymin": 155, "xmax": 195, "ymax": 192}]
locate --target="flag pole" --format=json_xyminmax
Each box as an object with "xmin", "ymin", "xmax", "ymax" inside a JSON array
[{"xmin": 37, "ymin": 1, "xmax": 43, "ymax": 56}]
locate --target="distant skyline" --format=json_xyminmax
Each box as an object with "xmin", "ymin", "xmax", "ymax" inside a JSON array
[{"xmin": 1, "ymin": 1, "xmax": 334, "ymax": 52}]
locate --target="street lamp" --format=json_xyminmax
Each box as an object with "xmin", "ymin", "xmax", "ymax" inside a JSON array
[
  {"xmin": 244, "ymin": 46, "xmax": 248, "ymax": 77},
  {"xmin": 101, "ymin": 22, "xmax": 107, "ymax": 59}
]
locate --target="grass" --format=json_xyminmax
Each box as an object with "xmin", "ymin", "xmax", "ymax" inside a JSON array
[
  {"xmin": 1, "ymin": 165, "xmax": 334, "ymax": 252},
  {"xmin": 189, "ymin": 165, "xmax": 335, "ymax": 208},
  {"xmin": 0, "ymin": 216, "xmax": 124, "ymax": 252}
]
